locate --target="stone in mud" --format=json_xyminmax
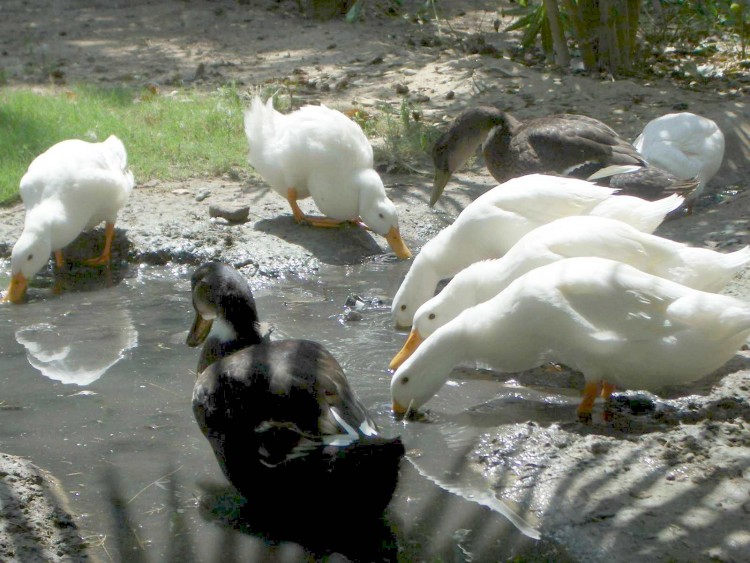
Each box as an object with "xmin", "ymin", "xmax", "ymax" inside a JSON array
[{"xmin": 208, "ymin": 204, "xmax": 250, "ymax": 223}]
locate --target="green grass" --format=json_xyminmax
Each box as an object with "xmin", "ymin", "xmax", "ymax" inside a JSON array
[
  {"xmin": 0, "ymin": 84, "xmax": 440, "ymax": 206},
  {"xmin": 350, "ymin": 99, "xmax": 441, "ymax": 173},
  {"xmin": 0, "ymin": 84, "xmax": 248, "ymax": 205}
]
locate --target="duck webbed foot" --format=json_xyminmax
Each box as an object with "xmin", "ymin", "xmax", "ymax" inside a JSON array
[
  {"xmin": 82, "ymin": 222, "xmax": 115, "ymax": 267},
  {"xmin": 286, "ymin": 187, "xmax": 349, "ymax": 228},
  {"xmin": 577, "ymin": 380, "xmax": 616, "ymax": 423}
]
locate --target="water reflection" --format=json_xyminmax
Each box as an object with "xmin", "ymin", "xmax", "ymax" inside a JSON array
[{"xmin": 14, "ymin": 294, "xmax": 137, "ymax": 386}]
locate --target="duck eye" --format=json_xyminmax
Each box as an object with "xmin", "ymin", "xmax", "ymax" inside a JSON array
[
  {"xmin": 26, "ymin": 254, "xmax": 33, "ymax": 261},
  {"xmin": 400, "ymin": 304, "xmax": 406, "ymax": 311},
  {"xmin": 401, "ymin": 377, "xmax": 409, "ymax": 384},
  {"xmin": 428, "ymin": 313, "xmax": 435, "ymax": 320}
]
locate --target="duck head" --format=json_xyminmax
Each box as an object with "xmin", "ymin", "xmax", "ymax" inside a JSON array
[
  {"xmin": 186, "ymin": 261, "xmax": 262, "ymax": 349},
  {"xmin": 430, "ymin": 107, "xmax": 512, "ymax": 207},
  {"xmin": 357, "ymin": 170, "xmax": 411, "ymax": 260},
  {"xmin": 390, "ymin": 344, "xmax": 451, "ymax": 416},
  {"xmin": 4, "ymin": 231, "xmax": 52, "ymax": 304}
]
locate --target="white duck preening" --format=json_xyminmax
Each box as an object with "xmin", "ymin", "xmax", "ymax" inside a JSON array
[
  {"xmin": 243, "ymin": 96, "xmax": 411, "ymax": 259},
  {"xmin": 390, "ymin": 215, "xmax": 750, "ymax": 369},
  {"xmin": 633, "ymin": 112, "xmax": 725, "ymax": 206},
  {"xmin": 391, "ymin": 174, "xmax": 683, "ymax": 328},
  {"xmin": 391, "ymin": 256, "xmax": 750, "ymax": 421},
  {"xmin": 3, "ymin": 135, "xmax": 134, "ymax": 304}
]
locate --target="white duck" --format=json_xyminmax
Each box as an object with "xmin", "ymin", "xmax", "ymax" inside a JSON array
[
  {"xmin": 243, "ymin": 96, "xmax": 411, "ymax": 259},
  {"xmin": 390, "ymin": 215, "xmax": 750, "ymax": 369},
  {"xmin": 4, "ymin": 135, "xmax": 134, "ymax": 304},
  {"xmin": 391, "ymin": 174, "xmax": 683, "ymax": 328},
  {"xmin": 391, "ymin": 257, "xmax": 750, "ymax": 421},
  {"xmin": 633, "ymin": 112, "xmax": 725, "ymax": 206}
]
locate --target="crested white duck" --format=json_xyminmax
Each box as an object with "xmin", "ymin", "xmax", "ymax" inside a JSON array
[
  {"xmin": 390, "ymin": 215, "xmax": 750, "ymax": 369},
  {"xmin": 243, "ymin": 96, "xmax": 411, "ymax": 259},
  {"xmin": 430, "ymin": 107, "xmax": 697, "ymax": 207},
  {"xmin": 3, "ymin": 135, "xmax": 134, "ymax": 304},
  {"xmin": 633, "ymin": 112, "xmax": 725, "ymax": 204},
  {"xmin": 187, "ymin": 262, "xmax": 404, "ymax": 512},
  {"xmin": 391, "ymin": 257, "xmax": 750, "ymax": 421},
  {"xmin": 391, "ymin": 174, "xmax": 683, "ymax": 328}
]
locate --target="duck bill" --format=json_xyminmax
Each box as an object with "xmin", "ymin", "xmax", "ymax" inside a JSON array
[
  {"xmin": 392, "ymin": 399, "xmax": 408, "ymax": 416},
  {"xmin": 385, "ymin": 226, "xmax": 412, "ymax": 260},
  {"xmin": 186, "ymin": 313, "xmax": 213, "ymax": 347},
  {"xmin": 3, "ymin": 273, "xmax": 28, "ymax": 304},
  {"xmin": 388, "ymin": 329, "xmax": 424, "ymax": 371},
  {"xmin": 430, "ymin": 170, "xmax": 451, "ymax": 207}
]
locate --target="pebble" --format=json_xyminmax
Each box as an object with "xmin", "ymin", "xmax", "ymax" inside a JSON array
[
  {"xmin": 195, "ymin": 190, "xmax": 210, "ymax": 202},
  {"xmin": 343, "ymin": 310, "xmax": 363, "ymax": 322},
  {"xmin": 590, "ymin": 441, "xmax": 611, "ymax": 455},
  {"xmin": 395, "ymin": 83, "xmax": 409, "ymax": 95},
  {"xmin": 208, "ymin": 204, "xmax": 250, "ymax": 223}
]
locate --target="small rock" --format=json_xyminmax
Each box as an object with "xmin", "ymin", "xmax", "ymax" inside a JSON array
[
  {"xmin": 208, "ymin": 204, "xmax": 250, "ymax": 223},
  {"xmin": 411, "ymin": 94, "xmax": 430, "ymax": 103},
  {"xmin": 402, "ymin": 69, "xmax": 417, "ymax": 76},
  {"xmin": 343, "ymin": 310, "xmax": 363, "ymax": 322},
  {"xmin": 369, "ymin": 55, "xmax": 384, "ymax": 65},
  {"xmin": 672, "ymin": 102, "xmax": 689, "ymax": 111},
  {"xmin": 395, "ymin": 83, "xmax": 409, "ymax": 95},
  {"xmin": 334, "ymin": 77, "xmax": 349, "ymax": 90},
  {"xmin": 195, "ymin": 190, "xmax": 210, "ymax": 202},
  {"xmin": 590, "ymin": 441, "xmax": 611, "ymax": 455},
  {"xmin": 172, "ymin": 189, "xmax": 190, "ymax": 196},
  {"xmin": 445, "ymin": 90, "xmax": 455, "ymax": 100},
  {"xmin": 194, "ymin": 62, "xmax": 206, "ymax": 80}
]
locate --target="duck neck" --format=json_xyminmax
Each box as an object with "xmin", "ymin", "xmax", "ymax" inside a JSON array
[
  {"xmin": 197, "ymin": 313, "xmax": 263, "ymax": 374},
  {"xmin": 220, "ymin": 301, "xmax": 264, "ymax": 349},
  {"xmin": 482, "ymin": 113, "xmax": 518, "ymax": 180},
  {"xmin": 357, "ymin": 169, "xmax": 388, "ymax": 232}
]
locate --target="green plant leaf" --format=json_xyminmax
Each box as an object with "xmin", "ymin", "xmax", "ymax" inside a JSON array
[{"xmin": 346, "ymin": 0, "xmax": 364, "ymax": 23}]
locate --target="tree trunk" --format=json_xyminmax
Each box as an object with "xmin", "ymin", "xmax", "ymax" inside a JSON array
[
  {"xmin": 579, "ymin": 0, "xmax": 602, "ymax": 71},
  {"xmin": 543, "ymin": 0, "xmax": 571, "ymax": 67}
]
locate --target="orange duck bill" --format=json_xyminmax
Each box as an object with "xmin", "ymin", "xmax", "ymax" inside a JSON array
[
  {"xmin": 385, "ymin": 226, "xmax": 412, "ymax": 260},
  {"xmin": 388, "ymin": 328, "xmax": 424, "ymax": 371},
  {"xmin": 3, "ymin": 273, "xmax": 28, "ymax": 304}
]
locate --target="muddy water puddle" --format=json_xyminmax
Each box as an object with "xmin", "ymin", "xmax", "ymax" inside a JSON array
[{"xmin": 0, "ymin": 259, "xmax": 583, "ymax": 561}]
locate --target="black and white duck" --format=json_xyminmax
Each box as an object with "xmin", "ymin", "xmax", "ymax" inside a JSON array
[
  {"xmin": 186, "ymin": 261, "xmax": 404, "ymax": 515},
  {"xmin": 430, "ymin": 107, "xmax": 697, "ymax": 207}
]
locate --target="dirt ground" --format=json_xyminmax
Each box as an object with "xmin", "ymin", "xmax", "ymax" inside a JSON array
[{"xmin": 2, "ymin": 0, "xmax": 750, "ymax": 561}]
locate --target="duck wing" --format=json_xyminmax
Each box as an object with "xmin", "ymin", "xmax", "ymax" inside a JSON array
[
  {"xmin": 513, "ymin": 115, "xmax": 645, "ymax": 176},
  {"xmin": 193, "ymin": 340, "xmax": 381, "ymax": 470}
]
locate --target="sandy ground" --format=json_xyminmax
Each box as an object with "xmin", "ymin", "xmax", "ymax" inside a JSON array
[{"xmin": 2, "ymin": 0, "xmax": 750, "ymax": 561}]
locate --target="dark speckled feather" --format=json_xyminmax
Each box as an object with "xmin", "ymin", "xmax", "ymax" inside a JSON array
[
  {"xmin": 186, "ymin": 261, "xmax": 404, "ymax": 513},
  {"xmin": 430, "ymin": 107, "xmax": 698, "ymax": 206}
]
